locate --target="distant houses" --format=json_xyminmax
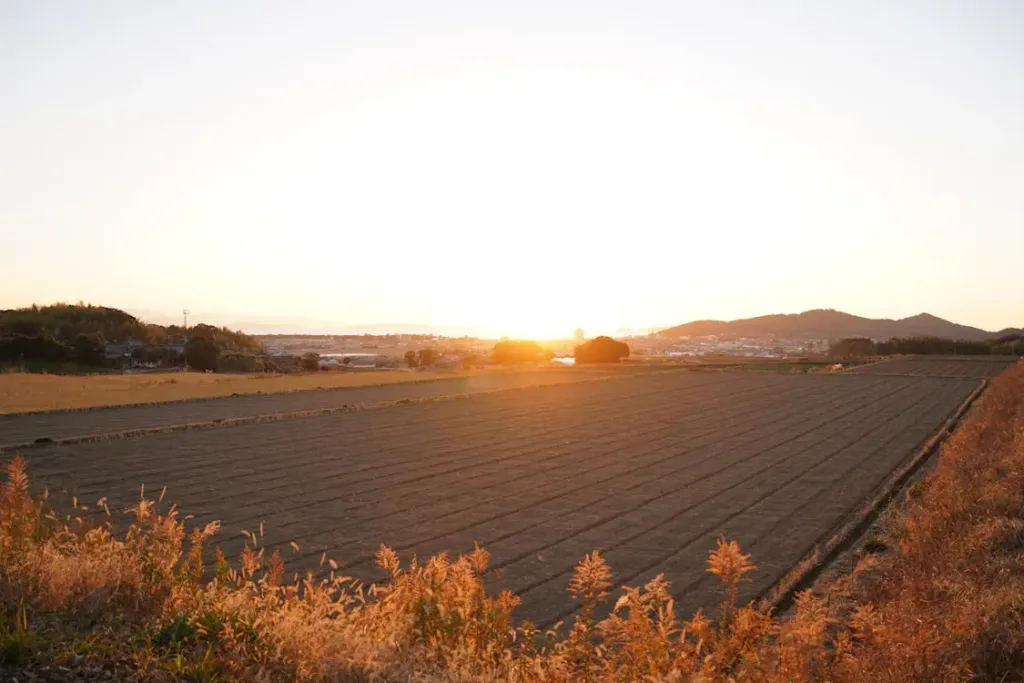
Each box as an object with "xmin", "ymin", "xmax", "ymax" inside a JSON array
[
  {"xmin": 103, "ymin": 338, "xmax": 145, "ymax": 362},
  {"xmin": 104, "ymin": 338, "xmax": 186, "ymax": 368}
]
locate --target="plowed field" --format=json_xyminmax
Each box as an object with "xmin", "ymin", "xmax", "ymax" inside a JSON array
[
  {"xmin": 849, "ymin": 356, "xmax": 1014, "ymax": 378},
  {"xmin": 0, "ymin": 370, "xmax": 603, "ymax": 449},
  {"xmin": 18, "ymin": 369, "xmax": 981, "ymax": 625}
]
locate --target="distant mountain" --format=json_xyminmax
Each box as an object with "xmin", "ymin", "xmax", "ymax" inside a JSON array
[{"xmin": 659, "ymin": 309, "xmax": 1012, "ymax": 341}]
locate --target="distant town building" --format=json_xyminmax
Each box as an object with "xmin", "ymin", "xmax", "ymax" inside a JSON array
[{"xmin": 104, "ymin": 338, "xmax": 146, "ymax": 361}]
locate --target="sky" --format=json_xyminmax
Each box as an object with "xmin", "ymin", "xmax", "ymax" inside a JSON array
[{"xmin": 2, "ymin": 1, "xmax": 1022, "ymax": 338}]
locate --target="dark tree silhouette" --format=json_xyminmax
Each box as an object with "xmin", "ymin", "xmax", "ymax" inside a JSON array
[
  {"xmin": 73, "ymin": 332, "xmax": 107, "ymax": 366},
  {"xmin": 574, "ymin": 336, "xmax": 630, "ymax": 364},
  {"xmin": 830, "ymin": 335, "xmax": 1024, "ymax": 357},
  {"xmin": 0, "ymin": 303, "xmax": 146, "ymax": 342},
  {"xmin": 0, "ymin": 335, "xmax": 74, "ymax": 364},
  {"xmin": 829, "ymin": 338, "xmax": 877, "ymax": 358},
  {"xmin": 185, "ymin": 337, "xmax": 219, "ymax": 372}
]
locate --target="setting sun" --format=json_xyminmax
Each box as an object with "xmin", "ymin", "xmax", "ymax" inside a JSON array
[{"xmin": 3, "ymin": 4, "xmax": 1021, "ymax": 333}]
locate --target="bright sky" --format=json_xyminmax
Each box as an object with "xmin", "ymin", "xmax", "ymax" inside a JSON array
[{"xmin": 2, "ymin": 1, "xmax": 1022, "ymax": 338}]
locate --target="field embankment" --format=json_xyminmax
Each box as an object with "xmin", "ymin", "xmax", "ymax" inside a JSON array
[{"xmin": 811, "ymin": 358, "xmax": 1024, "ymax": 680}]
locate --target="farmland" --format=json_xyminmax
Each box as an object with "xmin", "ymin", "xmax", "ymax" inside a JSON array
[
  {"xmin": 0, "ymin": 366, "xmax": 613, "ymax": 414},
  {"xmin": 0, "ymin": 369, "xmax": 608, "ymax": 448},
  {"xmin": 16, "ymin": 367, "xmax": 980, "ymax": 626},
  {"xmin": 848, "ymin": 355, "xmax": 1015, "ymax": 378}
]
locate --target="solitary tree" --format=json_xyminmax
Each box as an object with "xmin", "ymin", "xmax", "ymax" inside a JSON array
[
  {"xmin": 404, "ymin": 350, "xmax": 418, "ymax": 368},
  {"xmin": 574, "ymin": 336, "xmax": 630, "ymax": 364},
  {"xmin": 417, "ymin": 348, "xmax": 437, "ymax": 367}
]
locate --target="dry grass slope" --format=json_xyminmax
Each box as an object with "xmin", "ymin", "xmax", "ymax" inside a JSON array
[
  {"xmin": 0, "ymin": 360, "xmax": 1021, "ymax": 681},
  {"xmin": 823, "ymin": 357, "xmax": 1024, "ymax": 681}
]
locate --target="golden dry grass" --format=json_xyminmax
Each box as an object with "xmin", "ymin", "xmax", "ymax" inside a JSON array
[
  {"xmin": 0, "ymin": 360, "xmax": 1021, "ymax": 680},
  {"xmin": 816, "ymin": 358, "xmax": 1024, "ymax": 681},
  {"xmin": 0, "ymin": 368, "xmax": 543, "ymax": 414}
]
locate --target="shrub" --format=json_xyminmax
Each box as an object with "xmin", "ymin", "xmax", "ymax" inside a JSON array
[
  {"xmin": 300, "ymin": 352, "xmax": 320, "ymax": 372},
  {"xmin": 217, "ymin": 352, "xmax": 260, "ymax": 373}
]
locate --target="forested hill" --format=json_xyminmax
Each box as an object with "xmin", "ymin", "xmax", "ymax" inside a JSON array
[
  {"xmin": 659, "ymin": 309, "xmax": 1018, "ymax": 341},
  {"xmin": 0, "ymin": 303, "xmax": 261, "ymax": 351}
]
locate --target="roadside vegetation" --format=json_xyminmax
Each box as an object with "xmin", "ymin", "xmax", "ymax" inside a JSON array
[{"xmin": 1, "ymin": 363, "xmax": 1022, "ymax": 680}]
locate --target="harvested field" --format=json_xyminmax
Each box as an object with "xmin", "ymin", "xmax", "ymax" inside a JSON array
[
  {"xmin": 848, "ymin": 355, "xmax": 1015, "ymax": 378},
  {"xmin": 0, "ymin": 366, "xmax": 602, "ymax": 414},
  {"xmin": 21, "ymin": 370, "xmax": 979, "ymax": 626},
  {"xmin": 0, "ymin": 370, "xmax": 608, "ymax": 449}
]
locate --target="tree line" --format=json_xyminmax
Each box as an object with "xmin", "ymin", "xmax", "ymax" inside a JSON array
[
  {"xmin": 0, "ymin": 303, "xmax": 262, "ymax": 370},
  {"xmin": 488, "ymin": 337, "xmax": 631, "ymax": 365},
  {"xmin": 1, "ymin": 303, "xmax": 636, "ymax": 372},
  {"xmin": 830, "ymin": 335, "xmax": 1024, "ymax": 358},
  {"xmin": 0, "ymin": 333, "xmax": 107, "ymax": 367}
]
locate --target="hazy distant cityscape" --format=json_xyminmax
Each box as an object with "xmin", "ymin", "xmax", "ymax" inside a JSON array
[{"xmin": 258, "ymin": 331, "xmax": 830, "ymax": 366}]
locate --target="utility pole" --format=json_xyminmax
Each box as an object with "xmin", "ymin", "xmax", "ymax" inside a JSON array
[{"xmin": 181, "ymin": 309, "xmax": 191, "ymax": 373}]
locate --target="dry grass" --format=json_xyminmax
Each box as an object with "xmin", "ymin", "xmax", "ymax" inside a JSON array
[
  {"xmin": 0, "ymin": 360, "xmax": 1022, "ymax": 681},
  {"xmin": 816, "ymin": 358, "xmax": 1024, "ymax": 681},
  {"xmin": 0, "ymin": 368, "xmax": 548, "ymax": 414}
]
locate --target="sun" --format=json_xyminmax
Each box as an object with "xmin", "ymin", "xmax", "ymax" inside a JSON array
[
  {"xmin": 482, "ymin": 321, "xmax": 570, "ymax": 341},
  {"xmin": 437, "ymin": 276, "xmax": 601, "ymax": 341}
]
